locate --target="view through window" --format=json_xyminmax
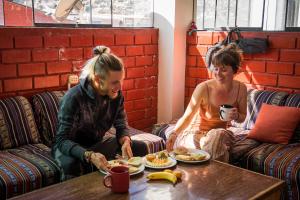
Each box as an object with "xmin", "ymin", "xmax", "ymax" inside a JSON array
[{"xmin": 0, "ymin": 0, "xmax": 3, "ymax": 26}]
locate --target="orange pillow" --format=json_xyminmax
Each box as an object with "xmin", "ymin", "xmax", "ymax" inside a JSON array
[{"xmin": 247, "ymin": 103, "xmax": 300, "ymax": 144}]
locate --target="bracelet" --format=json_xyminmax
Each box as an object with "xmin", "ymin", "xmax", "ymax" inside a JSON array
[{"xmin": 84, "ymin": 151, "xmax": 94, "ymax": 163}]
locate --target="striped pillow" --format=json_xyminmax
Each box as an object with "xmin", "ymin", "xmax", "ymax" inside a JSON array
[
  {"xmin": 284, "ymin": 93, "xmax": 300, "ymax": 143},
  {"xmin": 0, "ymin": 96, "xmax": 40, "ymax": 149},
  {"xmin": 232, "ymin": 89, "xmax": 288, "ymax": 130},
  {"xmin": 32, "ymin": 91, "xmax": 66, "ymax": 147}
]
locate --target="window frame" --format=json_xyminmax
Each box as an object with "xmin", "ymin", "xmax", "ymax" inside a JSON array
[{"xmin": 285, "ymin": 0, "xmax": 300, "ymax": 31}]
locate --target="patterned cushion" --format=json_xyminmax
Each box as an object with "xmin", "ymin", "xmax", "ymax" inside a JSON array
[
  {"xmin": 0, "ymin": 96, "xmax": 40, "ymax": 149},
  {"xmin": 284, "ymin": 93, "xmax": 300, "ymax": 143},
  {"xmin": 238, "ymin": 143, "xmax": 300, "ymax": 200},
  {"xmin": 32, "ymin": 91, "xmax": 66, "ymax": 147},
  {"xmin": 232, "ymin": 89, "xmax": 288, "ymax": 130},
  {"xmin": 0, "ymin": 144, "xmax": 61, "ymax": 199}
]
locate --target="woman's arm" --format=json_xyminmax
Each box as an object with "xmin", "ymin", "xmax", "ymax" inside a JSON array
[
  {"xmin": 173, "ymin": 83, "xmax": 205, "ymax": 135},
  {"xmin": 235, "ymin": 83, "xmax": 247, "ymax": 123}
]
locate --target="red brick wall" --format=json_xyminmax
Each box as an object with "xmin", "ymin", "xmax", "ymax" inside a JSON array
[
  {"xmin": 0, "ymin": 27, "xmax": 158, "ymax": 130},
  {"xmin": 186, "ymin": 31, "xmax": 300, "ymax": 106}
]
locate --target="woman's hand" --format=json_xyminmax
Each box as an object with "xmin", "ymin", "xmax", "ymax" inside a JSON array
[
  {"xmin": 121, "ymin": 140, "xmax": 133, "ymax": 159},
  {"xmin": 228, "ymin": 107, "xmax": 239, "ymax": 121},
  {"xmin": 90, "ymin": 152, "xmax": 110, "ymax": 171},
  {"xmin": 166, "ymin": 133, "xmax": 178, "ymax": 152}
]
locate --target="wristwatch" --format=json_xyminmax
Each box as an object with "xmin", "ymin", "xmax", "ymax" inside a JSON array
[{"xmin": 84, "ymin": 151, "xmax": 94, "ymax": 163}]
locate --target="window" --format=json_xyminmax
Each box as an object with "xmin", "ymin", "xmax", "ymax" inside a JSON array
[
  {"xmin": 2, "ymin": 0, "xmax": 153, "ymax": 27},
  {"xmin": 0, "ymin": 0, "xmax": 4, "ymax": 26},
  {"xmin": 195, "ymin": 0, "xmax": 300, "ymax": 31}
]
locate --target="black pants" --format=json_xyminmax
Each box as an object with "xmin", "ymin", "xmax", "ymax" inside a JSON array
[{"xmin": 54, "ymin": 136, "xmax": 148, "ymax": 181}]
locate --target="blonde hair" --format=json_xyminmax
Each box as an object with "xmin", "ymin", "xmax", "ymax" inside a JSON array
[{"xmin": 80, "ymin": 46, "xmax": 124, "ymax": 80}]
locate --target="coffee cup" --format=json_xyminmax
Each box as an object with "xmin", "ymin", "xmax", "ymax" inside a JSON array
[
  {"xmin": 103, "ymin": 166, "xmax": 129, "ymax": 193},
  {"xmin": 219, "ymin": 104, "xmax": 234, "ymax": 121}
]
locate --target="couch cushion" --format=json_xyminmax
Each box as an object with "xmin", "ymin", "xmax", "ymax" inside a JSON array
[
  {"xmin": 0, "ymin": 96, "xmax": 40, "ymax": 150},
  {"xmin": 237, "ymin": 143, "xmax": 300, "ymax": 200},
  {"xmin": 232, "ymin": 89, "xmax": 288, "ymax": 130},
  {"xmin": 284, "ymin": 93, "xmax": 300, "ymax": 143},
  {"xmin": 0, "ymin": 144, "xmax": 61, "ymax": 199},
  {"xmin": 32, "ymin": 91, "xmax": 66, "ymax": 147}
]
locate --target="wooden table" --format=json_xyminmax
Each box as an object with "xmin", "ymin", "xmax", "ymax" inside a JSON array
[{"xmin": 10, "ymin": 160, "xmax": 284, "ymax": 200}]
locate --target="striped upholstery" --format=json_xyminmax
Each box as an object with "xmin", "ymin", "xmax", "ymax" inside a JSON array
[
  {"xmin": 238, "ymin": 143, "xmax": 300, "ymax": 200},
  {"xmin": 284, "ymin": 94, "xmax": 300, "ymax": 143},
  {"xmin": 0, "ymin": 144, "xmax": 61, "ymax": 199},
  {"xmin": 32, "ymin": 91, "xmax": 66, "ymax": 147},
  {"xmin": 232, "ymin": 89, "xmax": 288, "ymax": 130},
  {"xmin": 0, "ymin": 96, "xmax": 40, "ymax": 150},
  {"xmin": 32, "ymin": 91, "xmax": 164, "ymax": 153}
]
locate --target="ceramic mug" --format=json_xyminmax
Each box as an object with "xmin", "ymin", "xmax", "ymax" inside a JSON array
[
  {"xmin": 103, "ymin": 166, "xmax": 129, "ymax": 193},
  {"xmin": 219, "ymin": 104, "xmax": 234, "ymax": 121}
]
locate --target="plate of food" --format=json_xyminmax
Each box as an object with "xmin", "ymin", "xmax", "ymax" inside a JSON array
[
  {"xmin": 99, "ymin": 157, "xmax": 145, "ymax": 176},
  {"xmin": 170, "ymin": 146, "xmax": 210, "ymax": 163},
  {"xmin": 143, "ymin": 150, "xmax": 177, "ymax": 169}
]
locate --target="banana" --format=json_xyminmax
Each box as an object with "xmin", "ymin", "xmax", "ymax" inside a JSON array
[{"xmin": 146, "ymin": 171, "xmax": 177, "ymax": 184}]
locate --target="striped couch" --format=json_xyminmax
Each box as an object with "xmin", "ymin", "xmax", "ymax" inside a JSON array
[
  {"xmin": 0, "ymin": 91, "xmax": 165, "ymax": 199},
  {"xmin": 152, "ymin": 89, "xmax": 300, "ymax": 200}
]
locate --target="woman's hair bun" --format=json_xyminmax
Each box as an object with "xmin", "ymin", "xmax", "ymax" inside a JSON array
[{"xmin": 93, "ymin": 46, "xmax": 111, "ymax": 56}]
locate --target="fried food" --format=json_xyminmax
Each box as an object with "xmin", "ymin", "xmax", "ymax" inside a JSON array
[
  {"xmin": 173, "ymin": 146, "xmax": 189, "ymax": 155},
  {"xmin": 146, "ymin": 154, "xmax": 156, "ymax": 162},
  {"xmin": 175, "ymin": 154, "xmax": 192, "ymax": 161},
  {"xmin": 127, "ymin": 157, "xmax": 142, "ymax": 166}
]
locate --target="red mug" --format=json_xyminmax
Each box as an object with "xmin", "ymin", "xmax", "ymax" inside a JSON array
[{"xmin": 103, "ymin": 166, "xmax": 129, "ymax": 193}]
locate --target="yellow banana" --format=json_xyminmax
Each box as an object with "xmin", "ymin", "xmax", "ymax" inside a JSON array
[{"xmin": 146, "ymin": 171, "xmax": 177, "ymax": 184}]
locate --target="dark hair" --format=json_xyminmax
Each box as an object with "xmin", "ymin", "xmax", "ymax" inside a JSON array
[{"xmin": 211, "ymin": 43, "xmax": 243, "ymax": 73}]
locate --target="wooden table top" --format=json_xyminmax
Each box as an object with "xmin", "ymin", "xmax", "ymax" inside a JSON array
[{"xmin": 10, "ymin": 160, "xmax": 284, "ymax": 200}]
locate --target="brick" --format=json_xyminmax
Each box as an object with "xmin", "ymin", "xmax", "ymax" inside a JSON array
[
  {"xmin": 126, "ymin": 90, "xmax": 145, "ymax": 100},
  {"xmin": 122, "ymin": 57, "xmax": 135, "ymax": 68},
  {"xmin": 295, "ymin": 64, "xmax": 300, "ymax": 75},
  {"xmin": 4, "ymin": 78, "xmax": 32, "ymax": 92},
  {"xmin": 189, "ymin": 45, "xmax": 207, "ymax": 56},
  {"xmin": 268, "ymin": 37, "xmax": 296, "ymax": 49},
  {"xmin": 94, "ymin": 34, "xmax": 115, "ymax": 46},
  {"xmin": 126, "ymin": 67, "xmax": 144, "ymax": 78},
  {"xmin": 144, "ymin": 45, "xmax": 158, "ymax": 55},
  {"xmin": 278, "ymin": 75, "xmax": 300, "ymax": 89},
  {"xmin": 252, "ymin": 73, "xmax": 277, "ymax": 86},
  {"xmin": 145, "ymin": 108, "xmax": 157, "ymax": 118},
  {"xmin": 47, "ymin": 61, "xmax": 72, "ymax": 74},
  {"xmin": 33, "ymin": 49, "xmax": 58, "ymax": 62},
  {"xmin": 44, "ymin": 35, "xmax": 69, "ymax": 48},
  {"xmin": 145, "ymin": 66, "xmax": 158, "ymax": 76},
  {"xmin": 73, "ymin": 60, "xmax": 86, "ymax": 72},
  {"xmin": 110, "ymin": 46, "xmax": 126, "ymax": 57},
  {"xmin": 71, "ymin": 35, "xmax": 93, "ymax": 47},
  {"xmin": 59, "ymin": 48, "xmax": 82, "ymax": 60},
  {"xmin": 136, "ymin": 56, "xmax": 152, "ymax": 66},
  {"xmin": 197, "ymin": 35, "xmax": 213, "ymax": 45},
  {"xmin": 60, "ymin": 74, "xmax": 70, "ymax": 86},
  {"xmin": 0, "ymin": 64, "xmax": 17, "ymax": 78},
  {"xmin": 0, "ymin": 82, "xmax": 2, "ymax": 93},
  {"xmin": 265, "ymin": 87, "xmax": 293, "ymax": 93},
  {"xmin": 148, "ymin": 76, "xmax": 158, "ymax": 87},
  {"xmin": 185, "ymin": 78, "xmax": 197, "ymax": 87},
  {"xmin": 126, "ymin": 46, "xmax": 144, "ymax": 56},
  {"xmin": 134, "ymin": 99, "xmax": 151, "ymax": 110},
  {"xmin": 124, "ymin": 101, "xmax": 134, "ymax": 112},
  {"xmin": 135, "ymin": 78, "xmax": 148, "ymax": 89},
  {"xmin": 245, "ymin": 84, "xmax": 265, "ymax": 90},
  {"xmin": 242, "ymin": 61, "xmax": 266, "ymax": 72},
  {"xmin": 15, "ymin": 36, "xmax": 43, "ymax": 48},
  {"xmin": 84, "ymin": 48, "xmax": 93, "ymax": 59},
  {"xmin": 280, "ymin": 49, "xmax": 300, "ymax": 62},
  {"xmin": 132, "ymin": 118, "xmax": 155, "ymax": 130},
  {"xmin": 116, "ymin": 34, "xmax": 134, "ymax": 45},
  {"xmin": 0, "ymin": 36, "xmax": 13, "ymax": 49},
  {"xmin": 19, "ymin": 63, "xmax": 45, "ymax": 76},
  {"xmin": 196, "ymin": 56, "xmax": 206, "ymax": 67},
  {"xmin": 298, "ymin": 38, "xmax": 300, "ymax": 48},
  {"xmin": 266, "ymin": 62, "xmax": 294, "ymax": 74},
  {"xmin": 187, "ymin": 34, "xmax": 197, "ymax": 45},
  {"xmin": 187, "ymin": 56, "xmax": 196, "ymax": 66},
  {"xmin": 145, "ymin": 87, "xmax": 157, "ymax": 98},
  {"xmin": 151, "ymin": 31, "xmax": 158, "ymax": 44},
  {"xmin": 2, "ymin": 50, "xmax": 31, "ymax": 63},
  {"xmin": 234, "ymin": 72, "xmax": 251, "ymax": 83},
  {"xmin": 34, "ymin": 75, "xmax": 60, "ymax": 89},
  {"xmin": 135, "ymin": 34, "xmax": 151, "ymax": 44},
  {"xmin": 122, "ymin": 79, "xmax": 134, "ymax": 91},
  {"xmin": 253, "ymin": 49, "xmax": 279, "ymax": 61},
  {"xmin": 127, "ymin": 110, "xmax": 145, "ymax": 122},
  {"xmin": 188, "ymin": 67, "xmax": 208, "ymax": 79}
]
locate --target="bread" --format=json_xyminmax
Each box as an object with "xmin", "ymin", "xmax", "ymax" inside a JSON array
[
  {"xmin": 173, "ymin": 146, "xmax": 189, "ymax": 155},
  {"xmin": 128, "ymin": 157, "xmax": 142, "ymax": 167},
  {"xmin": 129, "ymin": 166, "xmax": 139, "ymax": 173}
]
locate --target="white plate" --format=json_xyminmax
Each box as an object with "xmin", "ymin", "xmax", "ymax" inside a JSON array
[
  {"xmin": 99, "ymin": 160, "xmax": 145, "ymax": 176},
  {"xmin": 143, "ymin": 157, "xmax": 177, "ymax": 169},
  {"xmin": 170, "ymin": 149, "xmax": 211, "ymax": 163}
]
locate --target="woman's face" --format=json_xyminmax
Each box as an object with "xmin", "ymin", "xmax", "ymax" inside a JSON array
[{"xmin": 212, "ymin": 64, "xmax": 234, "ymax": 83}]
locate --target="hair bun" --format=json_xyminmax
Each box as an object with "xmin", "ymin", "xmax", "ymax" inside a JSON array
[{"xmin": 93, "ymin": 46, "xmax": 111, "ymax": 56}]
